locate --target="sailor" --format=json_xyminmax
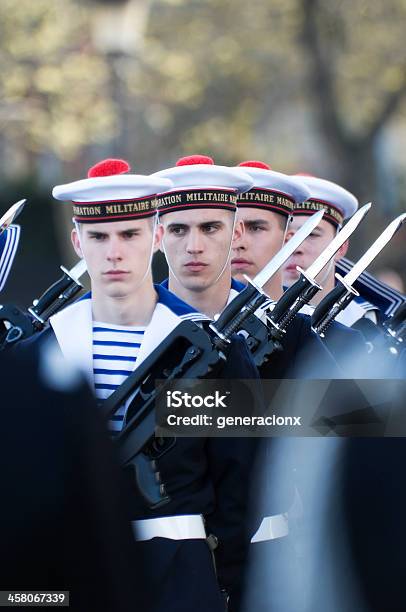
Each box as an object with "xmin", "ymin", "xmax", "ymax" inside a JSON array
[
  {"xmin": 1, "ymin": 338, "xmax": 144, "ymax": 612},
  {"xmin": 21, "ymin": 157, "xmax": 261, "ymax": 612},
  {"xmin": 151, "ymin": 154, "xmax": 272, "ymax": 609},
  {"xmin": 156, "ymin": 157, "xmax": 342, "ymax": 376},
  {"xmin": 282, "ymin": 174, "xmax": 405, "ymax": 331},
  {"xmin": 280, "ymin": 180, "xmax": 406, "ymax": 608},
  {"xmin": 154, "ymin": 157, "xmax": 345, "ymax": 611},
  {"xmin": 228, "ymin": 161, "xmax": 375, "ymax": 611},
  {"xmin": 230, "ymin": 160, "xmax": 359, "ymax": 378},
  {"xmin": 155, "ymin": 154, "xmax": 251, "ymax": 318}
]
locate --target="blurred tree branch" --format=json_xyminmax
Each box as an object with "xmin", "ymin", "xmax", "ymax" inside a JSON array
[{"xmin": 298, "ymin": 0, "xmax": 406, "ymax": 205}]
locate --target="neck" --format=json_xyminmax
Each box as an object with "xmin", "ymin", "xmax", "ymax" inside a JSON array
[
  {"xmin": 262, "ymin": 272, "xmax": 284, "ymax": 301},
  {"xmin": 91, "ymin": 275, "xmax": 157, "ymax": 326},
  {"xmin": 168, "ymin": 271, "xmax": 232, "ymax": 319}
]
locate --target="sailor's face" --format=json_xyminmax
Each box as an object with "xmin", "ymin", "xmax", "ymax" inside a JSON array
[
  {"xmin": 159, "ymin": 208, "xmax": 237, "ymax": 292},
  {"xmin": 231, "ymin": 208, "xmax": 287, "ymax": 282},
  {"xmin": 282, "ymin": 216, "xmax": 338, "ymax": 285},
  {"xmin": 71, "ymin": 218, "xmax": 158, "ymax": 298}
]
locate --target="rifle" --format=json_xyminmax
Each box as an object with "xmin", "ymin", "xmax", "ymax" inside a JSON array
[
  {"xmin": 102, "ymin": 212, "xmax": 330, "ymax": 508},
  {"xmin": 0, "ymin": 260, "xmax": 86, "ymax": 350},
  {"xmin": 216, "ymin": 205, "xmax": 372, "ymax": 368},
  {"xmin": 311, "ymin": 213, "xmax": 406, "ymax": 336}
]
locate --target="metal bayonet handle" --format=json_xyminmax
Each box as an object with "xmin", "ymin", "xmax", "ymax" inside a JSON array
[
  {"xmin": 269, "ymin": 269, "xmax": 321, "ymax": 328},
  {"xmin": 311, "ymin": 274, "xmax": 359, "ymax": 334},
  {"xmin": 210, "ymin": 281, "xmax": 268, "ymax": 341},
  {"xmin": 383, "ymin": 302, "xmax": 406, "ymax": 337},
  {"xmin": 29, "ymin": 266, "xmax": 84, "ymax": 323}
]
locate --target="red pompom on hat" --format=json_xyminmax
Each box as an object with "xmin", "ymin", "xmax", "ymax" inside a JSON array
[
  {"xmin": 153, "ymin": 155, "xmax": 254, "ymax": 216},
  {"xmin": 176, "ymin": 155, "xmax": 214, "ymax": 166},
  {"xmin": 87, "ymin": 158, "xmax": 130, "ymax": 178},
  {"xmin": 236, "ymin": 162, "xmax": 311, "ymax": 217},
  {"xmin": 53, "ymin": 159, "xmax": 173, "ymax": 223},
  {"xmin": 239, "ymin": 160, "xmax": 271, "ymax": 170}
]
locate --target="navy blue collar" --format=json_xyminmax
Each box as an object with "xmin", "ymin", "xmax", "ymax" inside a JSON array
[
  {"xmin": 336, "ymin": 257, "xmax": 405, "ymax": 319},
  {"xmin": 161, "ymin": 276, "xmax": 246, "ymax": 295},
  {"xmin": 231, "ymin": 277, "xmax": 245, "ymax": 293},
  {"xmin": 154, "ymin": 283, "xmax": 202, "ymax": 316},
  {"xmin": 80, "ymin": 283, "xmax": 201, "ymax": 317}
]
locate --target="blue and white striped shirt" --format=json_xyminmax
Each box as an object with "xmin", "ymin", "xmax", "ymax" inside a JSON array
[{"xmin": 93, "ymin": 322, "xmax": 145, "ymax": 433}]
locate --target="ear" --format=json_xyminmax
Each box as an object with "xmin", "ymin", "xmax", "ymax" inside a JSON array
[
  {"xmin": 282, "ymin": 216, "xmax": 292, "ymax": 244},
  {"xmin": 334, "ymin": 238, "xmax": 349, "ymax": 262},
  {"xmin": 71, "ymin": 227, "xmax": 84, "ymax": 259},
  {"xmin": 232, "ymin": 219, "xmax": 244, "ymax": 244},
  {"xmin": 154, "ymin": 223, "xmax": 164, "ymax": 253}
]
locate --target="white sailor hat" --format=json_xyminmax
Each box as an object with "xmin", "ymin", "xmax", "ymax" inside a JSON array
[
  {"xmin": 152, "ymin": 154, "xmax": 254, "ymax": 216},
  {"xmin": 293, "ymin": 174, "xmax": 359, "ymax": 227},
  {"xmin": 52, "ymin": 158, "xmax": 173, "ymax": 223},
  {"xmin": 236, "ymin": 161, "xmax": 311, "ymax": 217},
  {"xmin": 0, "ymin": 224, "xmax": 20, "ymax": 292}
]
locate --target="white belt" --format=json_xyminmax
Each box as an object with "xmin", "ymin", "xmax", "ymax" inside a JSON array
[
  {"xmin": 251, "ymin": 513, "xmax": 289, "ymax": 543},
  {"xmin": 132, "ymin": 514, "xmax": 206, "ymax": 542}
]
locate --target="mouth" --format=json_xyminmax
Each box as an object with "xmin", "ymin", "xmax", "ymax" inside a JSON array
[
  {"xmin": 231, "ymin": 258, "xmax": 253, "ymax": 269},
  {"xmin": 184, "ymin": 262, "xmax": 208, "ymax": 272},
  {"xmin": 103, "ymin": 270, "xmax": 129, "ymax": 278},
  {"xmin": 284, "ymin": 263, "xmax": 300, "ymax": 273}
]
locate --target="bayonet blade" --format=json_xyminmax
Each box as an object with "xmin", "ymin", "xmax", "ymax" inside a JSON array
[
  {"xmin": 0, "ymin": 199, "xmax": 26, "ymax": 234},
  {"xmin": 66, "ymin": 258, "xmax": 87, "ymax": 283},
  {"xmin": 305, "ymin": 202, "xmax": 371, "ymax": 279},
  {"xmin": 344, "ymin": 213, "xmax": 406, "ymax": 286},
  {"xmin": 253, "ymin": 209, "xmax": 325, "ymax": 288}
]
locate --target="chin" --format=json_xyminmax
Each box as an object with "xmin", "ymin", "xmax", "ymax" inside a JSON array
[
  {"xmin": 231, "ymin": 270, "xmax": 248, "ymax": 284},
  {"xmin": 183, "ymin": 277, "xmax": 214, "ymax": 293},
  {"xmin": 282, "ymin": 275, "xmax": 298, "ymax": 287},
  {"xmin": 106, "ymin": 289, "xmax": 128, "ymax": 299}
]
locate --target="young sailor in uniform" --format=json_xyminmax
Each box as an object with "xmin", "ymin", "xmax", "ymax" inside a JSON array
[
  {"xmin": 154, "ymin": 157, "xmax": 345, "ymax": 612},
  {"xmin": 155, "ymin": 154, "xmax": 251, "ymax": 318},
  {"xmin": 228, "ymin": 160, "xmax": 345, "ymax": 378},
  {"xmin": 26, "ymin": 157, "xmax": 261, "ymax": 612},
  {"xmin": 282, "ymin": 174, "xmax": 405, "ymax": 328}
]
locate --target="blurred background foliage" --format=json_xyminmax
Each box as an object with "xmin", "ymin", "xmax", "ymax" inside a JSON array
[{"xmin": 1, "ymin": 0, "xmax": 406, "ymax": 304}]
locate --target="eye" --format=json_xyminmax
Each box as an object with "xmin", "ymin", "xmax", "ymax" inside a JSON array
[
  {"xmin": 249, "ymin": 224, "xmax": 266, "ymax": 232},
  {"xmin": 89, "ymin": 233, "xmax": 107, "ymax": 241},
  {"xmin": 169, "ymin": 226, "xmax": 186, "ymax": 236},
  {"xmin": 122, "ymin": 230, "xmax": 139, "ymax": 239},
  {"xmin": 202, "ymin": 225, "xmax": 217, "ymax": 233}
]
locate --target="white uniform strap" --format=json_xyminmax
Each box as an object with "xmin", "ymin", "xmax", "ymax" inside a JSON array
[{"xmin": 132, "ymin": 514, "xmax": 206, "ymax": 541}]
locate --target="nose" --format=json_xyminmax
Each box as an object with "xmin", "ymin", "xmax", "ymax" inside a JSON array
[
  {"xmin": 232, "ymin": 225, "xmax": 247, "ymax": 253},
  {"xmin": 285, "ymin": 230, "xmax": 303, "ymax": 255},
  {"xmin": 186, "ymin": 228, "xmax": 204, "ymax": 254},
  {"xmin": 106, "ymin": 236, "xmax": 123, "ymax": 262}
]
